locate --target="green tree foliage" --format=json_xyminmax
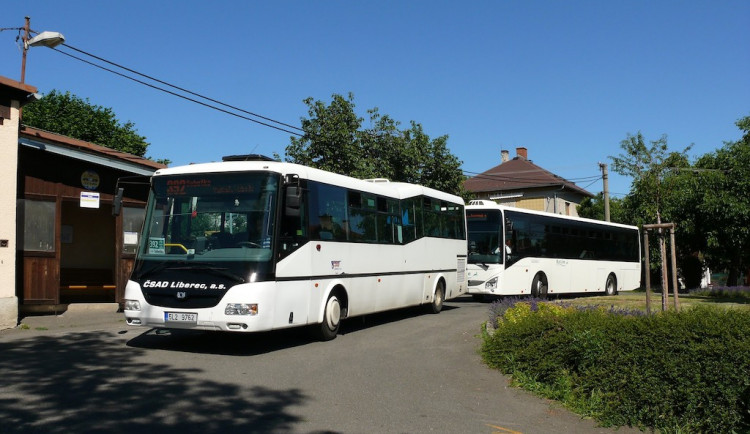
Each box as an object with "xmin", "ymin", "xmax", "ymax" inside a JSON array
[
  {"xmin": 611, "ymin": 118, "xmax": 750, "ymax": 288},
  {"xmin": 609, "ymin": 133, "xmax": 693, "ymax": 290},
  {"xmin": 284, "ymin": 93, "xmax": 464, "ymax": 195},
  {"xmin": 577, "ymin": 193, "xmax": 627, "ymax": 224},
  {"xmin": 23, "ymin": 89, "xmax": 150, "ymax": 157},
  {"xmin": 610, "ymin": 132, "xmax": 692, "ymax": 226},
  {"xmin": 687, "ymin": 116, "xmax": 750, "ymax": 286}
]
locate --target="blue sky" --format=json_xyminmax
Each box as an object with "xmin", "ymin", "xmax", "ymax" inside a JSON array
[{"xmin": 2, "ymin": 1, "xmax": 748, "ymax": 197}]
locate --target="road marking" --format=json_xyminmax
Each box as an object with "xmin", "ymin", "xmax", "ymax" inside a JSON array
[{"xmin": 486, "ymin": 424, "xmax": 523, "ymax": 434}]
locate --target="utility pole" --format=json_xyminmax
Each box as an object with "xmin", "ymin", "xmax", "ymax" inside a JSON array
[
  {"xmin": 20, "ymin": 16, "xmax": 31, "ymax": 84},
  {"xmin": 599, "ymin": 162, "xmax": 610, "ymax": 222}
]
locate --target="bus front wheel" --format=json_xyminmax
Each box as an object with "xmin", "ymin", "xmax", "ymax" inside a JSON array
[
  {"xmin": 316, "ymin": 294, "xmax": 341, "ymax": 341},
  {"xmin": 605, "ymin": 274, "xmax": 618, "ymax": 296},
  {"xmin": 531, "ymin": 273, "xmax": 548, "ymax": 299},
  {"xmin": 429, "ymin": 281, "xmax": 445, "ymax": 314}
]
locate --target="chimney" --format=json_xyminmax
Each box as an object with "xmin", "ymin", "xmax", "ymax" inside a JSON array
[
  {"xmin": 501, "ymin": 149, "xmax": 509, "ymax": 163},
  {"xmin": 516, "ymin": 147, "xmax": 528, "ymax": 160}
]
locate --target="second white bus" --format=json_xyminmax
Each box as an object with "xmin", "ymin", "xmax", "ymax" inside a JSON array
[
  {"xmin": 466, "ymin": 200, "xmax": 640, "ymax": 299},
  {"xmin": 122, "ymin": 155, "xmax": 467, "ymax": 340}
]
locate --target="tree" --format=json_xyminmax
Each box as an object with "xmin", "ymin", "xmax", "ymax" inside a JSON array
[
  {"xmin": 284, "ymin": 93, "xmax": 464, "ymax": 195},
  {"xmin": 610, "ymin": 132, "xmax": 692, "ymax": 227},
  {"xmin": 22, "ymin": 89, "xmax": 150, "ymax": 157},
  {"xmin": 688, "ymin": 116, "xmax": 750, "ymax": 286},
  {"xmin": 610, "ymin": 133, "xmax": 692, "ymax": 300},
  {"xmin": 286, "ymin": 93, "xmax": 363, "ymax": 176},
  {"xmin": 577, "ymin": 193, "xmax": 627, "ymax": 223}
]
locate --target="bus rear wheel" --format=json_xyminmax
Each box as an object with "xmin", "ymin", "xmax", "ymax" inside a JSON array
[
  {"xmin": 605, "ymin": 274, "xmax": 618, "ymax": 296},
  {"xmin": 316, "ymin": 293, "xmax": 341, "ymax": 341},
  {"xmin": 531, "ymin": 273, "xmax": 548, "ymax": 299},
  {"xmin": 429, "ymin": 281, "xmax": 445, "ymax": 314}
]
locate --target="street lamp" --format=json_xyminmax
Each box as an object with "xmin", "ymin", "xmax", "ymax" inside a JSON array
[{"xmin": 20, "ymin": 16, "xmax": 65, "ymax": 84}]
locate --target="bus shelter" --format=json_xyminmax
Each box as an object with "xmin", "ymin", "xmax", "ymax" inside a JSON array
[{"xmin": 16, "ymin": 127, "xmax": 164, "ymax": 310}]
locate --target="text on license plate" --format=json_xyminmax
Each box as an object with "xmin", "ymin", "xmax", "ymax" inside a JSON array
[{"xmin": 165, "ymin": 312, "xmax": 197, "ymax": 323}]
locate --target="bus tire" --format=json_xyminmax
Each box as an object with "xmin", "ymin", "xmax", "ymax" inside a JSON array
[
  {"xmin": 531, "ymin": 273, "xmax": 548, "ymax": 299},
  {"xmin": 316, "ymin": 293, "xmax": 341, "ymax": 341},
  {"xmin": 605, "ymin": 273, "xmax": 618, "ymax": 296},
  {"xmin": 429, "ymin": 281, "xmax": 445, "ymax": 314}
]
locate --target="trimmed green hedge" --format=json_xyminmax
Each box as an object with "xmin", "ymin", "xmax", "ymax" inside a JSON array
[{"xmin": 481, "ymin": 301, "xmax": 750, "ymax": 433}]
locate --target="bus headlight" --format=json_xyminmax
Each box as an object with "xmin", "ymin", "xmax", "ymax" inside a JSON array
[
  {"xmin": 485, "ymin": 277, "xmax": 498, "ymax": 291},
  {"xmin": 225, "ymin": 303, "xmax": 258, "ymax": 316},
  {"xmin": 124, "ymin": 300, "xmax": 141, "ymax": 311}
]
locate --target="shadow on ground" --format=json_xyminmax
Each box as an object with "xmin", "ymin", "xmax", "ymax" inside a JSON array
[
  {"xmin": 0, "ymin": 331, "xmax": 308, "ymax": 433},
  {"xmin": 126, "ymin": 303, "xmax": 460, "ymax": 356}
]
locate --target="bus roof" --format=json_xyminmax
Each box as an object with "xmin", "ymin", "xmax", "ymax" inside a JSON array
[
  {"xmin": 466, "ymin": 200, "xmax": 638, "ymax": 231},
  {"xmin": 153, "ymin": 160, "xmax": 464, "ymax": 204}
]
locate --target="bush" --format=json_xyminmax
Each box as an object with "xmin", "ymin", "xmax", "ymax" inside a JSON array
[
  {"xmin": 690, "ymin": 286, "xmax": 750, "ymax": 302},
  {"xmin": 481, "ymin": 302, "xmax": 750, "ymax": 433}
]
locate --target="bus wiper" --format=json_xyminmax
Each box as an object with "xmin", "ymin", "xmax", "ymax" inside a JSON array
[
  {"xmin": 138, "ymin": 262, "xmax": 175, "ymax": 279},
  {"xmin": 169, "ymin": 265, "xmax": 246, "ymax": 284}
]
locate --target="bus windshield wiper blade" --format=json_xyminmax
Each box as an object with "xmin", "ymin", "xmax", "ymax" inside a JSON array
[
  {"xmin": 169, "ymin": 265, "xmax": 246, "ymax": 283},
  {"xmin": 138, "ymin": 262, "xmax": 175, "ymax": 279}
]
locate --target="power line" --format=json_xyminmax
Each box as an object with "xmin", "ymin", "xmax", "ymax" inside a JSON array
[{"xmin": 46, "ymin": 42, "xmax": 304, "ymax": 136}]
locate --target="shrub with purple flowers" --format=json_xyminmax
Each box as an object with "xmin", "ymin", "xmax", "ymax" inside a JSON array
[
  {"xmin": 486, "ymin": 297, "xmax": 644, "ymax": 331},
  {"xmin": 481, "ymin": 302, "xmax": 750, "ymax": 433}
]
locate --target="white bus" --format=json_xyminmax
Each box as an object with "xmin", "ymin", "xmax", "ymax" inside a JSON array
[
  {"xmin": 466, "ymin": 200, "xmax": 640, "ymax": 299},
  {"xmin": 122, "ymin": 155, "xmax": 467, "ymax": 340}
]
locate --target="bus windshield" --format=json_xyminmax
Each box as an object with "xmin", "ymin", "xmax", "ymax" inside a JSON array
[
  {"xmin": 139, "ymin": 172, "xmax": 279, "ymax": 263},
  {"xmin": 466, "ymin": 209, "xmax": 503, "ymax": 264}
]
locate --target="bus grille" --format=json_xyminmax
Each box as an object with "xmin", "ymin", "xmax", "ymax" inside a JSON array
[{"xmin": 468, "ymin": 280, "xmax": 484, "ymax": 287}]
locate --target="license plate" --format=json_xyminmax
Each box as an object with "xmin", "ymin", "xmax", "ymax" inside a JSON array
[{"xmin": 164, "ymin": 312, "xmax": 197, "ymax": 323}]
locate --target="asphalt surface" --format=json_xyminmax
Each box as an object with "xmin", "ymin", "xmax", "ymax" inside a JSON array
[
  {"xmin": 7, "ymin": 303, "xmax": 124, "ymax": 335},
  {"xmin": 2, "ymin": 302, "xmax": 641, "ymax": 433}
]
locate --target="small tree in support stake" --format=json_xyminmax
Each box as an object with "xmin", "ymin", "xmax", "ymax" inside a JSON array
[{"xmin": 643, "ymin": 223, "xmax": 680, "ymax": 312}]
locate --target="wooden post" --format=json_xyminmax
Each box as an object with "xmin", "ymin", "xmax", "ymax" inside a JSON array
[
  {"xmin": 659, "ymin": 230, "xmax": 669, "ymax": 311},
  {"xmin": 643, "ymin": 231, "xmax": 651, "ymax": 315},
  {"xmin": 643, "ymin": 223, "xmax": 678, "ymax": 312},
  {"xmin": 670, "ymin": 227, "xmax": 680, "ymax": 311}
]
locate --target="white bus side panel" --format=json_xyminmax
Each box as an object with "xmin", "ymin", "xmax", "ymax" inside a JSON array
[{"xmin": 467, "ymin": 259, "xmax": 641, "ymax": 296}]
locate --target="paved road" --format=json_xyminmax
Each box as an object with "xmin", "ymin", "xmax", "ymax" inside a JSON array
[{"xmin": 1, "ymin": 297, "xmax": 640, "ymax": 433}]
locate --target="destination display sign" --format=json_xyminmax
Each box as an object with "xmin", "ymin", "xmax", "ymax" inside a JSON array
[{"xmin": 154, "ymin": 173, "xmax": 271, "ymax": 197}]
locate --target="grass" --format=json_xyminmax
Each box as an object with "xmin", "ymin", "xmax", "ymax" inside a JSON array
[{"xmin": 559, "ymin": 288, "xmax": 750, "ymax": 313}]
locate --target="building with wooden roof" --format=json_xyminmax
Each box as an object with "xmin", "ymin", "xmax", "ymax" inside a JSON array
[
  {"xmin": 463, "ymin": 147, "xmax": 594, "ymax": 217},
  {"xmin": 0, "ymin": 74, "xmax": 165, "ymax": 328}
]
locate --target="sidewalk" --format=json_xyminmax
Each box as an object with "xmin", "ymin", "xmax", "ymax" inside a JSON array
[{"xmin": 3, "ymin": 303, "xmax": 125, "ymax": 336}]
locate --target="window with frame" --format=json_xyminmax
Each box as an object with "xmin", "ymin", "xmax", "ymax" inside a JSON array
[
  {"xmin": 122, "ymin": 207, "xmax": 146, "ymax": 255},
  {"xmin": 17, "ymin": 199, "xmax": 56, "ymax": 252}
]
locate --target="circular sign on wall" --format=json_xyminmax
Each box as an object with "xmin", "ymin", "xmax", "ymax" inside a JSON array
[{"xmin": 81, "ymin": 170, "xmax": 100, "ymax": 190}]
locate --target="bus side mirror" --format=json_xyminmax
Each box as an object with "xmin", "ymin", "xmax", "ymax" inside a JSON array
[
  {"xmin": 112, "ymin": 187, "xmax": 124, "ymax": 216},
  {"xmin": 285, "ymin": 186, "xmax": 300, "ymax": 217}
]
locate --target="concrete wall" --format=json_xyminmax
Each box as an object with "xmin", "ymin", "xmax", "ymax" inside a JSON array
[{"xmin": 0, "ymin": 99, "xmax": 19, "ymax": 330}]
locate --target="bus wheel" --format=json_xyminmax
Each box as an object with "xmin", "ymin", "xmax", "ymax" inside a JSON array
[
  {"xmin": 429, "ymin": 281, "xmax": 445, "ymax": 314},
  {"xmin": 316, "ymin": 294, "xmax": 341, "ymax": 341},
  {"xmin": 531, "ymin": 273, "xmax": 548, "ymax": 299},
  {"xmin": 605, "ymin": 274, "xmax": 618, "ymax": 296}
]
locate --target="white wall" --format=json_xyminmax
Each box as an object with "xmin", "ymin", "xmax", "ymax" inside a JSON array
[{"xmin": 0, "ymin": 98, "xmax": 20, "ymax": 329}]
